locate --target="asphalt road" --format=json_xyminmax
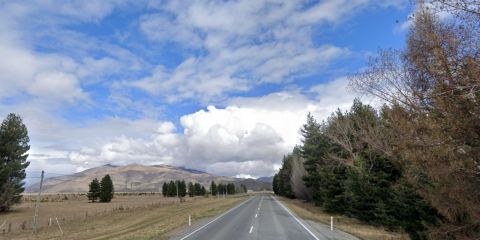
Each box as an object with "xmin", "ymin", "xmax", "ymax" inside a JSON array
[{"xmin": 173, "ymin": 193, "xmax": 359, "ymax": 240}]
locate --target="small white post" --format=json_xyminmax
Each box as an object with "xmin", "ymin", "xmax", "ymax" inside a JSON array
[
  {"xmin": 330, "ymin": 216, "xmax": 333, "ymax": 231},
  {"xmin": 55, "ymin": 217, "xmax": 63, "ymax": 235},
  {"xmin": 49, "ymin": 217, "xmax": 52, "ymax": 227},
  {"xmin": 188, "ymin": 215, "xmax": 191, "ymax": 226}
]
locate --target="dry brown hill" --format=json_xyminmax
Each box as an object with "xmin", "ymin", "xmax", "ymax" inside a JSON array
[{"xmin": 26, "ymin": 164, "xmax": 271, "ymax": 193}]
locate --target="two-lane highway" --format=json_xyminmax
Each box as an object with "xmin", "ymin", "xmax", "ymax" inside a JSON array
[{"xmin": 174, "ymin": 193, "xmax": 353, "ymax": 240}]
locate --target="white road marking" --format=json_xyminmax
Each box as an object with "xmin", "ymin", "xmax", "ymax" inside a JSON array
[
  {"xmin": 249, "ymin": 226, "xmax": 253, "ymax": 234},
  {"xmin": 179, "ymin": 197, "xmax": 254, "ymax": 240},
  {"xmin": 273, "ymin": 196, "xmax": 320, "ymax": 240},
  {"xmin": 255, "ymin": 213, "xmax": 258, "ymax": 218}
]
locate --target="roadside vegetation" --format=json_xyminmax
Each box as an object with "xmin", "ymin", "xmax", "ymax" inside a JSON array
[
  {"xmin": 0, "ymin": 193, "xmax": 249, "ymax": 239},
  {"xmin": 280, "ymin": 197, "xmax": 410, "ymax": 240},
  {"xmin": 273, "ymin": 2, "xmax": 480, "ymax": 240}
]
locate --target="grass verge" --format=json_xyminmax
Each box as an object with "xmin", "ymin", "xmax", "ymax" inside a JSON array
[
  {"xmin": 0, "ymin": 195, "xmax": 249, "ymax": 240},
  {"xmin": 278, "ymin": 197, "xmax": 410, "ymax": 240}
]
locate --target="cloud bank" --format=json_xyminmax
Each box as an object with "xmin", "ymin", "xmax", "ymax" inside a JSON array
[{"xmin": 0, "ymin": 0, "xmax": 404, "ymax": 180}]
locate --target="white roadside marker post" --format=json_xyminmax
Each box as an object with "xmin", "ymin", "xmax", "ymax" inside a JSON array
[
  {"xmin": 330, "ymin": 216, "xmax": 333, "ymax": 231},
  {"xmin": 189, "ymin": 215, "xmax": 191, "ymax": 226}
]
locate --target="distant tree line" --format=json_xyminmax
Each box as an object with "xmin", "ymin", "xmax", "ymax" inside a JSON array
[
  {"xmin": 274, "ymin": 2, "xmax": 480, "ymax": 239},
  {"xmin": 162, "ymin": 181, "xmax": 246, "ymax": 197},
  {"xmin": 88, "ymin": 174, "xmax": 114, "ymax": 203},
  {"xmin": 162, "ymin": 180, "xmax": 188, "ymax": 197}
]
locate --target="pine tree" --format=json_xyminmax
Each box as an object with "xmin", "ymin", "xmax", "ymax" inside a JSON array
[
  {"xmin": 188, "ymin": 182, "xmax": 195, "ymax": 197},
  {"xmin": 272, "ymin": 174, "xmax": 279, "ymax": 195},
  {"xmin": 179, "ymin": 180, "xmax": 187, "ymax": 197},
  {"xmin": 0, "ymin": 113, "xmax": 30, "ymax": 212},
  {"xmin": 194, "ymin": 183, "xmax": 202, "ymax": 196},
  {"xmin": 162, "ymin": 182, "xmax": 168, "ymax": 197},
  {"xmin": 299, "ymin": 113, "xmax": 328, "ymax": 204},
  {"xmin": 99, "ymin": 174, "xmax": 114, "ymax": 202},
  {"xmin": 227, "ymin": 183, "xmax": 235, "ymax": 195},
  {"xmin": 217, "ymin": 183, "xmax": 224, "ymax": 195},
  {"xmin": 168, "ymin": 181, "xmax": 176, "ymax": 197},
  {"xmin": 200, "ymin": 186, "xmax": 206, "ymax": 196},
  {"xmin": 87, "ymin": 178, "xmax": 100, "ymax": 202},
  {"xmin": 210, "ymin": 181, "xmax": 217, "ymax": 196}
]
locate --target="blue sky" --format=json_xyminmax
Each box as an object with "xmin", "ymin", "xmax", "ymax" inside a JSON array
[{"xmin": 0, "ymin": 0, "xmax": 415, "ymax": 180}]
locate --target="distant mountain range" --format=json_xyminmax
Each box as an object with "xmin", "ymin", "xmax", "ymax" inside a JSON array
[
  {"xmin": 26, "ymin": 164, "xmax": 272, "ymax": 193},
  {"xmin": 256, "ymin": 176, "xmax": 274, "ymax": 183}
]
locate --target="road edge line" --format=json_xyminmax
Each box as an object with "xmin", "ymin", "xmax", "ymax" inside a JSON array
[
  {"xmin": 179, "ymin": 196, "xmax": 254, "ymax": 240},
  {"xmin": 273, "ymin": 196, "xmax": 320, "ymax": 240}
]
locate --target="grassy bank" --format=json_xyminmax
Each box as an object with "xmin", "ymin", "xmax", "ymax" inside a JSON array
[
  {"xmin": 278, "ymin": 197, "xmax": 410, "ymax": 240},
  {"xmin": 0, "ymin": 194, "xmax": 249, "ymax": 240}
]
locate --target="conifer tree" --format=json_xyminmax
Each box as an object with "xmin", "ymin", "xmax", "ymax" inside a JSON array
[
  {"xmin": 218, "ymin": 183, "xmax": 226, "ymax": 195},
  {"xmin": 162, "ymin": 182, "xmax": 168, "ymax": 197},
  {"xmin": 194, "ymin": 183, "xmax": 202, "ymax": 195},
  {"xmin": 87, "ymin": 178, "xmax": 100, "ymax": 202},
  {"xmin": 168, "ymin": 181, "xmax": 176, "ymax": 197},
  {"xmin": 99, "ymin": 174, "xmax": 114, "ymax": 202},
  {"xmin": 272, "ymin": 174, "xmax": 279, "ymax": 195},
  {"xmin": 210, "ymin": 181, "xmax": 217, "ymax": 196},
  {"xmin": 188, "ymin": 182, "xmax": 195, "ymax": 197},
  {"xmin": 0, "ymin": 113, "xmax": 30, "ymax": 212},
  {"xmin": 223, "ymin": 183, "xmax": 235, "ymax": 195},
  {"xmin": 179, "ymin": 180, "xmax": 187, "ymax": 197}
]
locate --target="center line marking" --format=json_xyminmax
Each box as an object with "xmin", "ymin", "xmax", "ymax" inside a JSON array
[
  {"xmin": 249, "ymin": 226, "xmax": 253, "ymax": 234},
  {"xmin": 179, "ymin": 197, "xmax": 253, "ymax": 240},
  {"xmin": 255, "ymin": 213, "xmax": 258, "ymax": 218}
]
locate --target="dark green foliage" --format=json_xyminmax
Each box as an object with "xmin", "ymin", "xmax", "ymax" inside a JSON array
[
  {"xmin": 317, "ymin": 166, "xmax": 348, "ymax": 212},
  {"xmin": 200, "ymin": 186, "xmax": 206, "ymax": 195},
  {"xmin": 178, "ymin": 180, "xmax": 187, "ymax": 197},
  {"xmin": 194, "ymin": 183, "xmax": 202, "ymax": 196},
  {"xmin": 0, "ymin": 113, "xmax": 30, "ymax": 212},
  {"xmin": 299, "ymin": 113, "xmax": 331, "ymax": 203},
  {"xmin": 162, "ymin": 182, "xmax": 168, "ymax": 197},
  {"xmin": 272, "ymin": 154, "xmax": 295, "ymax": 199},
  {"xmin": 215, "ymin": 183, "xmax": 237, "ymax": 195},
  {"xmin": 188, "ymin": 182, "xmax": 194, "ymax": 197},
  {"xmin": 274, "ymin": 102, "xmax": 438, "ymax": 239},
  {"xmin": 226, "ymin": 183, "xmax": 235, "ymax": 195},
  {"xmin": 210, "ymin": 181, "xmax": 217, "ymax": 196},
  {"xmin": 272, "ymin": 174, "xmax": 279, "ymax": 195},
  {"xmin": 88, "ymin": 178, "xmax": 100, "ymax": 202},
  {"xmin": 99, "ymin": 174, "xmax": 114, "ymax": 203},
  {"xmin": 217, "ymin": 183, "xmax": 225, "ymax": 195},
  {"xmin": 168, "ymin": 181, "xmax": 176, "ymax": 197}
]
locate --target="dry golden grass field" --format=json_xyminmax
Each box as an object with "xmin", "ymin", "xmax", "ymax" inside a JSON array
[
  {"xmin": 0, "ymin": 193, "xmax": 249, "ymax": 240},
  {"xmin": 279, "ymin": 197, "xmax": 410, "ymax": 240}
]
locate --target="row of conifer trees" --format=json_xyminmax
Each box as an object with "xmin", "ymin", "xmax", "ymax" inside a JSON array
[
  {"xmin": 162, "ymin": 181, "xmax": 245, "ymax": 197},
  {"xmin": 274, "ymin": 2, "xmax": 480, "ymax": 239}
]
